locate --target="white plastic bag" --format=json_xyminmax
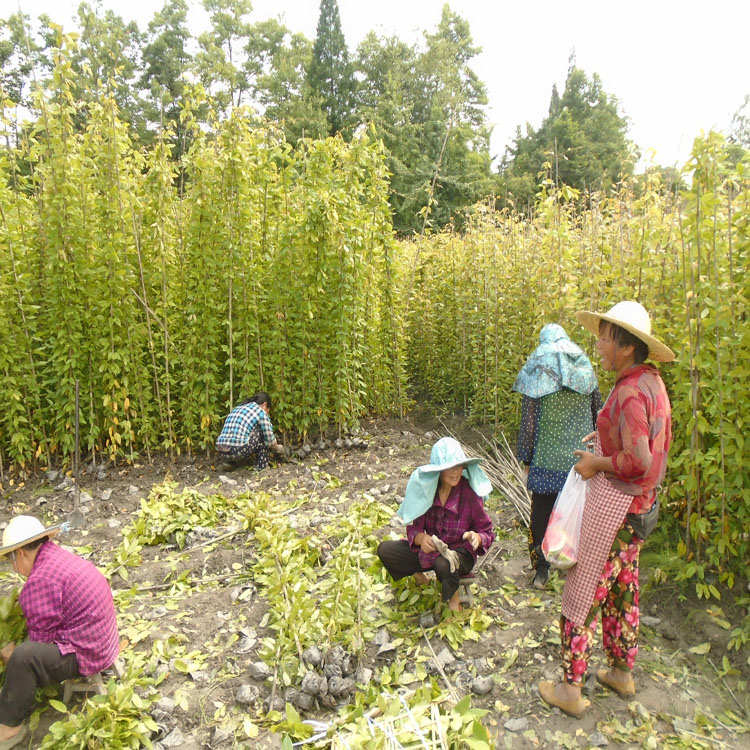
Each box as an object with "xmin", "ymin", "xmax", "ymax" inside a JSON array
[{"xmin": 541, "ymin": 467, "xmax": 586, "ymax": 569}]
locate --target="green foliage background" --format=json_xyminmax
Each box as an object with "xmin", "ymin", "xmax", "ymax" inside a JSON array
[
  {"xmin": 0, "ymin": 43, "xmax": 748, "ymax": 587},
  {"xmin": 0, "ymin": 39, "xmax": 406, "ymax": 463},
  {"xmin": 405, "ymin": 136, "xmax": 750, "ymax": 588}
]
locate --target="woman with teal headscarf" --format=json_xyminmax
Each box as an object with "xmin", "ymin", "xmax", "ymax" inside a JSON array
[
  {"xmin": 513, "ymin": 324, "xmax": 602, "ymax": 590},
  {"xmin": 378, "ymin": 437, "xmax": 495, "ymax": 612}
]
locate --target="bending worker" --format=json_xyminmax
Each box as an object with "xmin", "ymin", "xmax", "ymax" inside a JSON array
[
  {"xmin": 0, "ymin": 515, "xmax": 119, "ymax": 749},
  {"xmin": 215, "ymin": 391, "xmax": 285, "ymax": 470}
]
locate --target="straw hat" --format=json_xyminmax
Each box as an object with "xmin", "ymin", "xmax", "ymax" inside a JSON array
[
  {"xmin": 576, "ymin": 301, "xmax": 675, "ymax": 363},
  {"xmin": 0, "ymin": 515, "xmax": 63, "ymax": 557}
]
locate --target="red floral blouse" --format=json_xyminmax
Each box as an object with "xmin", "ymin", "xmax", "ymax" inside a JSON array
[{"xmin": 597, "ymin": 364, "xmax": 672, "ymax": 514}]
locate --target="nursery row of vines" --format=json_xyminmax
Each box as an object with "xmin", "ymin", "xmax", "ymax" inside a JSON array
[{"xmin": 1, "ymin": 55, "xmax": 748, "ymax": 582}]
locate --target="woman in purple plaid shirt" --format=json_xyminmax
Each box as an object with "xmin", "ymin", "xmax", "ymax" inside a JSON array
[{"xmin": 378, "ymin": 438, "xmax": 495, "ymax": 612}]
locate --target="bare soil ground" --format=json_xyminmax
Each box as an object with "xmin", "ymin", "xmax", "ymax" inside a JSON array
[{"xmin": 1, "ymin": 415, "xmax": 748, "ymax": 749}]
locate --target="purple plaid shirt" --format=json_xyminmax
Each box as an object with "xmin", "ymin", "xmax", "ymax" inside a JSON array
[
  {"xmin": 406, "ymin": 477, "xmax": 495, "ymax": 569},
  {"xmin": 19, "ymin": 542, "xmax": 119, "ymax": 675}
]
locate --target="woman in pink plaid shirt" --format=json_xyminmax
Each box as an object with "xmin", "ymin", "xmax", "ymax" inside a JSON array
[
  {"xmin": 539, "ymin": 301, "xmax": 674, "ymax": 718},
  {"xmin": 0, "ymin": 516, "xmax": 119, "ymax": 748}
]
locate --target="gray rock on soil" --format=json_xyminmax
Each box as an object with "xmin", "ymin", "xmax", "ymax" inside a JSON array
[
  {"xmin": 46, "ymin": 469, "xmax": 60, "ymax": 482},
  {"xmin": 235, "ymin": 684, "xmax": 260, "ymax": 705},
  {"xmin": 372, "ymin": 628, "xmax": 390, "ymax": 646},
  {"xmin": 473, "ymin": 657, "xmax": 489, "ymax": 673},
  {"xmin": 582, "ymin": 672, "xmax": 597, "ymax": 696},
  {"xmin": 101, "ymin": 489, "xmax": 113, "ymax": 500},
  {"xmin": 302, "ymin": 645, "xmax": 322, "ymax": 667},
  {"xmin": 211, "ymin": 728, "xmax": 232, "ymax": 746},
  {"xmin": 503, "ymin": 717, "xmax": 528, "ymax": 732},
  {"xmin": 161, "ymin": 728, "xmax": 185, "ymax": 747},
  {"xmin": 218, "ymin": 475, "xmax": 238, "ymax": 485},
  {"xmin": 356, "ymin": 667, "xmax": 373, "ymax": 687},
  {"xmin": 294, "ymin": 691, "xmax": 315, "ymax": 711},
  {"xmin": 323, "ymin": 662, "xmax": 342, "ymax": 679},
  {"xmin": 470, "ymin": 676, "xmax": 494, "ymax": 695},
  {"xmin": 264, "ymin": 696, "xmax": 285, "ymax": 713},
  {"xmin": 96, "ymin": 469, "xmax": 108, "ymax": 481},
  {"xmin": 327, "ymin": 676, "xmax": 355, "ymax": 697},
  {"xmin": 301, "ymin": 672, "xmax": 327, "ymax": 696},
  {"xmin": 419, "ymin": 612, "xmax": 436, "ymax": 629},
  {"xmin": 248, "ymin": 662, "xmax": 271, "ymax": 680},
  {"xmin": 128, "ymin": 484, "xmax": 139, "ymax": 495},
  {"xmin": 435, "ymin": 647, "xmax": 455, "ymax": 669},
  {"xmin": 588, "ymin": 731, "xmax": 609, "ymax": 747},
  {"xmin": 156, "ymin": 697, "xmax": 175, "ymax": 714},
  {"xmin": 641, "ymin": 615, "xmax": 661, "ymax": 627}
]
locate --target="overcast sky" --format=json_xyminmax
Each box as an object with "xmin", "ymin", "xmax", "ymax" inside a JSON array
[{"xmin": 12, "ymin": 0, "xmax": 750, "ymax": 170}]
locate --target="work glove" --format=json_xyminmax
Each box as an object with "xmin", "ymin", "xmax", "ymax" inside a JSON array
[{"xmin": 431, "ymin": 535, "xmax": 460, "ymax": 573}]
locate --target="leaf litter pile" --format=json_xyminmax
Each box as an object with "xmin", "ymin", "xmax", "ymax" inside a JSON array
[{"xmin": 0, "ymin": 420, "xmax": 748, "ymax": 749}]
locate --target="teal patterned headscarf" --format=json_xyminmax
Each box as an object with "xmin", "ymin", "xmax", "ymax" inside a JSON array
[{"xmin": 512, "ymin": 324, "xmax": 598, "ymax": 399}]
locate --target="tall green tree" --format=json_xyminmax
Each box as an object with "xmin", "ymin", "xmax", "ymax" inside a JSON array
[
  {"xmin": 499, "ymin": 64, "xmax": 633, "ymax": 208},
  {"xmin": 139, "ymin": 0, "xmax": 193, "ymax": 152},
  {"xmin": 255, "ymin": 28, "xmax": 328, "ymax": 143},
  {"xmin": 0, "ymin": 12, "xmax": 39, "ymax": 108},
  {"xmin": 194, "ymin": 0, "xmax": 253, "ymax": 115},
  {"xmin": 70, "ymin": 3, "xmax": 145, "ymax": 138},
  {"xmin": 354, "ymin": 4, "xmax": 492, "ymax": 233},
  {"xmin": 307, "ymin": 0, "xmax": 355, "ymax": 136},
  {"xmin": 729, "ymin": 94, "xmax": 750, "ymax": 149}
]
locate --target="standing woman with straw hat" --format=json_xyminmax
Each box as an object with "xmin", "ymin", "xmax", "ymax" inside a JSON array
[
  {"xmin": 513, "ymin": 323, "xmax": 602, "ymax": 590},
  {"xmin": 538, "ymin": 301, "xmax": 674, "ymax": 718},
  {"xmin": 378, "ymin": 437, "xmax": 495, "ymax": 612}
]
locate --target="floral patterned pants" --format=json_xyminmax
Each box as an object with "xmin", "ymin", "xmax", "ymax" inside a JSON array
[{"xmin": 560, "ymin": 522, "xmax": 643, "ymax": 684}]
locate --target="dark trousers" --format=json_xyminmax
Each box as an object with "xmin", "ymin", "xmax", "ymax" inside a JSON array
[
  {"xmin": 377, "ymin": 540, "xmax": 474, "ymax": 602},
  {"xmin": 0, "ymin": 641, "xmax": 80, "ymax": 726},
  {"xmin": 528, "ymin": 491, "xmax": 558, "ymax": 572},
  {"xmin": 217, "ymin": 423, "xmax": 269, "ymax": 469}
]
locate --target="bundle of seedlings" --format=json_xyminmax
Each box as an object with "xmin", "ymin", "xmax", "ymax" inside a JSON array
[{"xmin": 439, "ymin": 423, "xmax": 530, "ymax": 527}]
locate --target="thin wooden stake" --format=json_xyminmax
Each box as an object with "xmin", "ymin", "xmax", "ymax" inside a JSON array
[{"xmin": 74, "ymin": 379, "xmax": 80, "ymax": 511}]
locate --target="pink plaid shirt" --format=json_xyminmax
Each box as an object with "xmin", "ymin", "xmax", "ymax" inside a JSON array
[
  {"xmin": 406, "ymin": 477, "xmax": 495, "ymax": 569},
  {"xmin": 19, "ymin": 542, "xmax": 119, "ymax": 675},
  {"xmin": 597, "ymin": 364, "xmax": 671, "ymax": 514}
]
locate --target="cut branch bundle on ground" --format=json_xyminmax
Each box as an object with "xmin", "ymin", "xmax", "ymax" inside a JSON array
[{"xmin": 439, "ymin": 421, "xmax": 530, "ymax": 527}]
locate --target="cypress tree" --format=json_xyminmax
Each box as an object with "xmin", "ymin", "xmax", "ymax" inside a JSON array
[{"xmin": 307, "ymin": 0, "xmax": 355, "ymax": 136}]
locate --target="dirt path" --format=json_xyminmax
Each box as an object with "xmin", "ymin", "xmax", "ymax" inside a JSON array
[{"xmin": 1, "ymin": 417, "xmax": 747, "ymax": 749}]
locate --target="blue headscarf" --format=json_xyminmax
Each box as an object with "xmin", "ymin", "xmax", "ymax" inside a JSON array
[
  {"xmin": 396, "ymin": 437, "xmax": 492, "ymax": 524},
  {"xmin": 512, "ymin": 323, "xmax": 598, "ymax": 399}
]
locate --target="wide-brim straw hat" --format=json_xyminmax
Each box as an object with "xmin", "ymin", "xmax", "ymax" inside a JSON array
[
  {"xmin": 0, "ymin": 515, "xmax": 64, "ymax": 557},
  {"xmin": 576, "ymin": 301, "xmax": 675, "ymax": 363}
]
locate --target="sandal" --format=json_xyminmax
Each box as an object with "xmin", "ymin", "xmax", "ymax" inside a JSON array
[
  {"xmin": 538, "ymin": 680, "xmax": 590, "ymax": 718},
  {"xmin": 596, "ymin": 668, "xmax": 635, "ymax": 697}
]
